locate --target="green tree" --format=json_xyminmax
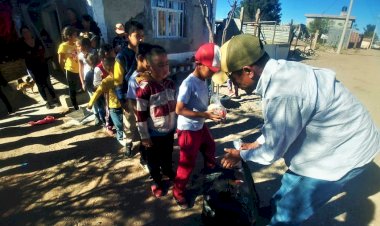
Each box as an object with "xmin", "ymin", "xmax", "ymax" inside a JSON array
[
  {"xmin": 240, "ymin": 0, "xmax": 281, "ymax": 23},
  {"xmin": 363, "ymin": 24, "xmax": 378, "ymax": 41},
  {"xmin": 307, "ymin": 18, "xmax": 330, "ymax": 36}
]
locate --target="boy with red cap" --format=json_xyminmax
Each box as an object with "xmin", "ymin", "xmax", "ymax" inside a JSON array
[{"xmin": 173, "ymin": 43, "xmax": 223, "ymax": 208}]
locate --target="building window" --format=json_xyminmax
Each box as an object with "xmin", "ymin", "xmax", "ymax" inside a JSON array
[{"xmin": 152, "ymin": 0, "xmax": 185, "ymax": 38}]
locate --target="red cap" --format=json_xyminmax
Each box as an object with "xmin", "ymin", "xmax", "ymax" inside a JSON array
[{"xmin": 195, "ymin": 43, "xmax": 221, "ymax": 73}]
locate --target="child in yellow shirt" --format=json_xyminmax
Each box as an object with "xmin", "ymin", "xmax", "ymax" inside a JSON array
[
  {"xmin": 87, "ymin": 57, "xmax": 124, "ymax": 142},
  {"xmin": 58, "ymin": 26, "xmax": 80, "ymax": 110}
]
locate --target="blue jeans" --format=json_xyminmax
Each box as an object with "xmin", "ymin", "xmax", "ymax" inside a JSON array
[
  {"xmin": 88, "ymin": 91, "xmax": 106, "ymax": 124},
  {"xmin": 109, "ymin": 108, "xmax": 123, "ymax": 140},
  {"xmin": 269, "ymin": 165, "xmax": 369, "ymax": 226}
]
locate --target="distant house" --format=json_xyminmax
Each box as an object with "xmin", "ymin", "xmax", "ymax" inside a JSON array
[{"xmin": 305, "ymin": 7, "xmax": 356, "ymax": 47}]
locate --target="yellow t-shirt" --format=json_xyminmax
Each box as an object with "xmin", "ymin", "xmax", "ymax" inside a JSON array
[
  {"xmin": 57, "ymin": 41, "xmax": 79, "ymax": 73},
  {"xmin": 113, "ymin": 61, "xmax": 125, "ymax": 87}
]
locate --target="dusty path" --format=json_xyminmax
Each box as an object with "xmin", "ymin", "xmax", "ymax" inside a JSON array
[{"xmin": 0, "ymin": 49, "xmax": 379, "ymax": 226}]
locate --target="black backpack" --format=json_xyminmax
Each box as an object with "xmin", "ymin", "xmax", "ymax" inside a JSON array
[{"xmin": 202, "ymin": 162, "xmax": 260, "ymax": 226}]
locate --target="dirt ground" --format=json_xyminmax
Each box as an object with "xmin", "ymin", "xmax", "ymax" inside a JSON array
[{"xmin": 0, "ymin": 48, "xmax": 380, "ymax": 226}]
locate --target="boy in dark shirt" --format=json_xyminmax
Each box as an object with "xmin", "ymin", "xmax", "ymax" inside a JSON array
[{"xmin": 113, "ymin": 20, "xmax": 144, "ymax": 157}]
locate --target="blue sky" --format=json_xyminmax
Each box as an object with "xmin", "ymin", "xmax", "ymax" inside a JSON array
[{"xmin": 216, "ymin": 0, "xmax": 380, "ymax": 33}]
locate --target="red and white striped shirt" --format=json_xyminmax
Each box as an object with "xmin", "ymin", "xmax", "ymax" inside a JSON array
[{"xmin": 135, "ymin": 72, "xmax": 176, "ymax": 140}]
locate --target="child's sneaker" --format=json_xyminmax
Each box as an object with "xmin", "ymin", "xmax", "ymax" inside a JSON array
[
  {"xmin": 139, "ymin": 158, "xmax": 149, "ymax": 173},
  {"xmin": 104, "ymin": 127, "xmax": 115, "ymax": 137},
  {"xmin": 117, "ymin": 138, "xmax": 126, "ymax": 147},
  {"xmin": 151, "ymin": 184, "xmax": 163, "ymax": 198},
  {"xmin": 45, "ymin": 102, "xmax": 54, "ymax": 109},
  {"xmin": 52, "ymin": 98, "xmax": 62, "ymax": 107},
  {"xmin": 124, "ymin": 144, "xmax": 133, "ymax": 158}
]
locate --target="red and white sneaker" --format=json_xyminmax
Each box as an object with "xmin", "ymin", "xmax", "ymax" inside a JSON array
[
  {"xmin": 151, "ymin": 184, "xmax": 163, "ymax": 198},
  {"xmin": 104, "ymin": 127, "xmax": 115, "ymax": 137}
]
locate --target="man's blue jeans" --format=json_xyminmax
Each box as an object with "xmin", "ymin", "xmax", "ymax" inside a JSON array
[{"xmin": 269, "ymin": 164, "xmax": 369, "ymax": 226}]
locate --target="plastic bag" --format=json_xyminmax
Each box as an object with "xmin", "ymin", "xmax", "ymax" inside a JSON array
[
  {"xmin": 208, "ymin": 94, "xmax": 227, "ymax": 120},
  {"xmin": 201, "ymin": 162, "xmax": 259, "ymax": 225}
]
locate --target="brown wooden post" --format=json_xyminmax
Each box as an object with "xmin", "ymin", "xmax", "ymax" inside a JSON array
[
  {"xmin": 253, "ymin": 8, "xmax": 260, "ymax": 37},
  {"xmin": 311, "ymin": 30, "xmax": 319, "ymax": 50}
]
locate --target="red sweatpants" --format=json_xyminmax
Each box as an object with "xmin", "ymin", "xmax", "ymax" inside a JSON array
[{"xmin": 173, "ymin": 125, "xmax": 216, "ymax": 197}]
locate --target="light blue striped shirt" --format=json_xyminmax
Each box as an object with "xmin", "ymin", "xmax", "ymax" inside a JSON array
[{"xmin": 240, "ymin": 59, "xmax": 380, "ymax": 181}]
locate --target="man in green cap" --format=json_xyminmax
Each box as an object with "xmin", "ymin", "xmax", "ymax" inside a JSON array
[{"xmin": 218, "ymin": 34, "xmax": 380, "ymax": 225}]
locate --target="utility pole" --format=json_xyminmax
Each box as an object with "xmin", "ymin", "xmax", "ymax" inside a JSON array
[
  {"xmin": 369, "ymin": 25, "xmax": 377, "ymax": 49},
  {"xmin": 337, "ymin": 0, "xmax": 354, "ymax": 54}
]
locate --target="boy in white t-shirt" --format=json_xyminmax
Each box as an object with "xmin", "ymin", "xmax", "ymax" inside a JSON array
[{"xmin": 173, "ymin": 43, "xmax": 223, "ymax": 208}]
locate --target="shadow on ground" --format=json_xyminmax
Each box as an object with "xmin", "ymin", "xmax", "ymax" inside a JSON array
[{"xmin": 1, "ymin": 65, "xmax": 379, "ymax": 225}]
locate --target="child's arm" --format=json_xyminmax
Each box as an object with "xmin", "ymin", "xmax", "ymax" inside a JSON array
[
  {"xmin": 57, "ymin": 43, "xmax": 67, "ymax": 71},
  {"xmin": 93, "ymin": 66, "xmax": 102, "ymax": 89},
  {"xmin": 87, "ymin": 78, "xmax": 109, "ymax": 109},
  {"xmin": 113, "ymin": 58, "xmax": 126, "ymax": 104},
  {"xmin": 176, "ymin": 102, "xmax": 222, "ymax": 122},
  {"xmin": 176, "ymin": 82, "xmax": 223, "ymax": 122},
  {"xmin": 58, "ymin": 53, "xmax": 65, "ymax": 71},
  {"xmin": 135, "ymin": 82, "xmax": 152, "ymax": 147},
  {"xmin": 176, "ymin": 82, "xmax": 222, "ymax": 122},
  {"xmin": 78, "ymin": 56, "xmax": 85, "ymax": 90}
]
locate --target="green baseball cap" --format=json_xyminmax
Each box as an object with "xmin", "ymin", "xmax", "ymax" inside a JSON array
[{"xmin": 212, "ymin": 34, "xmax": 265, "ymax": 85}]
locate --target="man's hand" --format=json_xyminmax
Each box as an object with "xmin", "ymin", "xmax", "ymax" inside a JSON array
[
  {"xmin": 204, "ymin": 111, "xmax": 223, "ymax": 122},
  {"xmin": 141, "ymin": 138, "xmax": 153, "ymax": 148},
  {"xmin": 221, "ymin": 148, "xmax": 242, "ymax": 169}
]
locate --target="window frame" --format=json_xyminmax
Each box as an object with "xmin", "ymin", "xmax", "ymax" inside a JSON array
[{"xmin": 151, "ymin": 0, "xmax": 185, "ymax": 38}]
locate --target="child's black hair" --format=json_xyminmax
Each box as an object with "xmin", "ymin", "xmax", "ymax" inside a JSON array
[
  {"xmin": 77, "ymin": 37, "xmax": 91, "ymax": 49},
  {"xmin": 98, "ymin": 44, "xmax": 113, "ymax": 59},
  {"xmin": 137, "ymin": 43, "xmax": 153, "ymax": 58},
  {"xmin": 86, "ymin": 52, "xmax": 99, "ymax": 68},
  {"xmin": 103, "ymin": 57, "xmax": 115, "ymax": 73},
  {"xmin": 62, "ymin": 26, "xmax": 77, "ymax": 41},
  {"xmin": 146, "ymin": 45, "xmax": 167, "ymax": 64},
  {"xmin": 124, "ymin": 20, "xmax": 144, "ymax": 35}
]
